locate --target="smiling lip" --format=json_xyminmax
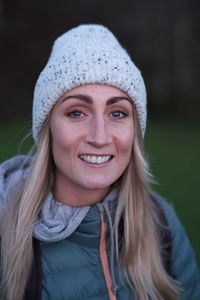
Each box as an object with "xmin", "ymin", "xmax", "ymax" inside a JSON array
[{"xmin": 79, "ymin": 154, "xmax": 113, "ymax": 164}]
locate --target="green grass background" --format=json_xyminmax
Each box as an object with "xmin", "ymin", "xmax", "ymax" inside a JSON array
[{"xmin": 0, "ymin": 120, "xmax": 199, "ymax": 267}]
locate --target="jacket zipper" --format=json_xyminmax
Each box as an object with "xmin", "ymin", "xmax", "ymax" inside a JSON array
[{"xmin": 100, "ymin": 212, "xmax": 117, "ymax": 300}]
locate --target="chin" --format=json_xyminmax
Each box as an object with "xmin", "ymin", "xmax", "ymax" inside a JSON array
[{"xmin": 83, "ymin": 181, "xmax": 112, "ymax": 191}]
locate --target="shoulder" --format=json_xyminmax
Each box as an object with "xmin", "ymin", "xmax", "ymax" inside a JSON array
[
  {"xmin": 154, "ymin": 194, "xmax": 200, "ymax": 299},
  {"xmin": 0, "ymin": 155, "xmax": 33, "ymax": 207}
]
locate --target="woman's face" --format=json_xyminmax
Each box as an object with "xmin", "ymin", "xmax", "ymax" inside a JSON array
[{"xmin": 50, "ymin": 84, "xmax": 134, "ymax": 203}]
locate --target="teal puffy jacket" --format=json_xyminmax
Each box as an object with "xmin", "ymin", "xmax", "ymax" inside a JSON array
[
  {"xmin": 37, "ymin": 199, "xmax": 200, "ymax": 300},
  {"xmin": 40, "ymin": 203, "xmax": 133, "ymax": 300}
]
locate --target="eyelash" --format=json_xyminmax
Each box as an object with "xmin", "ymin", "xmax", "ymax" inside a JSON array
[
  {"xmin": 67, "ymin": 111, "xmax": 84, "ymax": 118},
  {"xmin": 111, "ymin": 111, "xmax": 127, "ymax": 119},
  {"xmin": 67, "ymin": 110, "xmax": 128, "ymax": 119}
]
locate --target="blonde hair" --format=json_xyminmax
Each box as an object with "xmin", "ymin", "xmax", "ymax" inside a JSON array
[
  {"xmin": 114, "ymin": 110, "xmax": 180, "ymax": 299},
  {"xmin": 0, "ymin": 112, "xmax": 180, "ymax": 300},
  {"xmin": 0, "ymin": 120, "xmax": 53, "ymax": 300}
]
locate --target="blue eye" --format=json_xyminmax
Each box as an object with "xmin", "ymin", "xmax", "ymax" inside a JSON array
[
  {"xmin": 111, "ymin": 111, "xmax": 126, "ymax": 118},
  {"xmin": 68, "ymin": 111, "xmax": 84, "ymax": 118}
]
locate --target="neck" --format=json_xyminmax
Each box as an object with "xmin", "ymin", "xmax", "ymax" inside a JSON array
[{"xmin": 52, "ymin": 178, "xmax": 109, "ymax": 208}]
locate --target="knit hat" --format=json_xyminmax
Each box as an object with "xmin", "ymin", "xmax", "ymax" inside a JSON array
[{"xmin": 33, "ymin": 24, "xmax": 147, "ymax": 144}]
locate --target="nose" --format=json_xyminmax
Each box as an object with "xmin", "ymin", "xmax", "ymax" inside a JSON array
[{"xmin": 85, "ymin": 116, "xmax": 113, "ymax": 147}]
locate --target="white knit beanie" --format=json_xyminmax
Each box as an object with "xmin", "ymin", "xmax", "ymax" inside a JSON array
[{"xmin": 33, "ymin": 24, "xmax": 147, "ymax": 144}]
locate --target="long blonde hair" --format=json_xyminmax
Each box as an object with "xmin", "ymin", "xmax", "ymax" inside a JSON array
[
  {"xmin": 0, "ymin": 120, "xmax": 53, "ymax": 300},
  {"xmin": 114, "ymin": 110, "xmax": 181, "ymax": 299},
  {"xmin": 0, "ymin": 112, "xmax": 180, "ymax": 300}
]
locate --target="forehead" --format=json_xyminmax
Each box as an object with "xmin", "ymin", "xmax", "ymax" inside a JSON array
[{"xmin": 59, "ymin": 83, "xmax": 130, "ymax": 102}]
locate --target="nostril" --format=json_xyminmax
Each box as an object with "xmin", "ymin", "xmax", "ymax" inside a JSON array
[{"xmin": 86, "ymin": 130, "xmax": 112, "ymax": 146}]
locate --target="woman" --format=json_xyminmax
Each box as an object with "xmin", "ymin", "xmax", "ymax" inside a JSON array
[{"xmin": 0, "ymin": 24, "xmax": 199, "ymax": 300}]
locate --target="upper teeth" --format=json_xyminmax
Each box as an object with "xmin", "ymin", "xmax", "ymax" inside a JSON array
[{"xmin": 80, "ymin": 155, "xmax": 111, "ymax": 164}]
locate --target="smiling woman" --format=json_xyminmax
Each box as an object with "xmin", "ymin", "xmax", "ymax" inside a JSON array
[
  {"xmin": 0, "ymin": 24, "xmax": 199, "ymax": 300},
  {"xmin": 50, "ymin": 84, "xmax": 134, "ymax": 207}
]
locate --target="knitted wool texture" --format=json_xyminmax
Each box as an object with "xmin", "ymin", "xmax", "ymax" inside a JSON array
[{"xmin": 33, "ymin": 24, "xmax": 147, "ymax": 144}]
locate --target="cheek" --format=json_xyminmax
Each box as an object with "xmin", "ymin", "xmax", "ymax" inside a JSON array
[
  {"xmin": 51, "ymin": 129, "xmax": 64, "ymax": 152},
  {"xmin": 51, "ymin": 122, "xmax": 76, "ymax": 150},
  {"xmin": 116, "ymin": 126, "xmax": 134, "ymax": 155},
  {"xmin": 50, "ymin": 129, "xmax": 75, "ymax": 173},
  {"xmin": 50, "ymin": 130, "xmax": 71, "ymax": 167}
]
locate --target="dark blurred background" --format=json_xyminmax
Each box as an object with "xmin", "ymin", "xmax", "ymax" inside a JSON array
[{"xmin": 0, "ymin": 0, "xmax": 200, "ymax": 264}]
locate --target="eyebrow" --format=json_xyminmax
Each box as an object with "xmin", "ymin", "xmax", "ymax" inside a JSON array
[{"xmin": 61, "ymin": 94, "xmax": 132, "ymax": 105}]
